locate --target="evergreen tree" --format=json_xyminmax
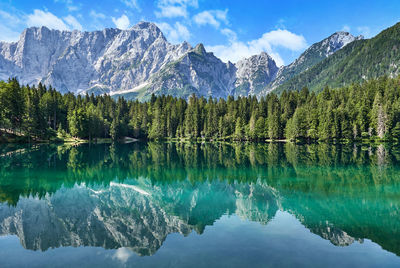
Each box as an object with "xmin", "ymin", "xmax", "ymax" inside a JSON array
[
  {"xmin": 234, "ymin": 117, "xmax": 245, "ymax": 140},
  {"xmin": 1, "ymin": 75, "xmax": 400, "ymax": 143},
  {"xmin": 392, "ymin": 122, "xmax": 400, "ymax": 141},
  {"xmin": 110, "ymin": 117, "xmax": 119, "ymax": 141},
  {"xmin": 267, "ymin": 94, "xmax": 282, "ymax": 140},
  {"xmin": 371, "ymin": 92, "xmax": 388, "ymax": 138},
  {"xmin": 5, "ymin": 78, "xmax": 26, "ymax": 134},
  {"xmin": 148, "ymin": 98, "xmax": 165, "ymax": 139}
]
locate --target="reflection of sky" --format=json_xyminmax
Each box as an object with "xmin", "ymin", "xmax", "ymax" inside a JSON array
[
  {"xmin": 113, "ymin": 247, "xmax": 133, "ymax": 264},
  {"xmin": 1, "ymin": 212, "xmax": 399, "ymax": 268}
]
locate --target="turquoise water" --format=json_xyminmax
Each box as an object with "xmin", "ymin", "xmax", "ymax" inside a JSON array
[{"xmin": 0, "ymin": 142, "xmax": 399, "ymax": 267}]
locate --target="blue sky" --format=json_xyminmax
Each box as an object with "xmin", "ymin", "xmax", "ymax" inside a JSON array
[{"xmin": 1, "ymin": 0, "xmax": 400, "ymax": 66}]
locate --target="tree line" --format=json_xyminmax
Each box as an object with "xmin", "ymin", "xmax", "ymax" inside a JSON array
[
  {"xmin": 1, "ymin": 76, "xmax": 400, "ymax": 142},
  {"xmin": 1, "ymin": 142, "xmax": 399, "ymax": 206}
]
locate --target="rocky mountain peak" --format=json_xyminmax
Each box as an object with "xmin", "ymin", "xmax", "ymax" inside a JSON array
[
  {"xmin": 135, "ymin": 21, "xmax": 158, "ymax": 29},
  {"xmin": 234, "ymin": 51, "xmax": 279, "ymax": 96},
  {"xmin": 262, "ymin": 30, "xmax": 363, "ymax": 95},
  {"xmin": 0, "ymin": 21, "xmax": 192, "ymax": 95},
  {"xmin": 131, "ymin": 21, "xmax": 165, "ymax": 40},
  {"xmin": 141, "ymin": 42, "xmax": 237, "ymax": 100},
  {"xmin": 323, "ymin": 31, "xmax": 363, "ymax": 56},
  {"xmin": 179, "ymin": 41, "xmax": 192, "ymax": 51},
  {"xmin": 193, "ymin": 43, "xmax": 207, "ymax": 55},
  {"xmin": 0, "ymin": 21, "xmax": 367, "ymax": 100}
]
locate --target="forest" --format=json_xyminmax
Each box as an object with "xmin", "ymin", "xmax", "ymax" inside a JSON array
[{"xmin": 0, "ymin": 76, "xmax": 400, "ymax": 142}]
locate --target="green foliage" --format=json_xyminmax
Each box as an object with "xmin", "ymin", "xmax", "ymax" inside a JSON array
[
  {"xmin": 277, "ymin": 23, "xmax": 400, "ymax": 94},
  {"xmin": 1, "ymin": 75, "xmax": 400, "ymax": 143}
]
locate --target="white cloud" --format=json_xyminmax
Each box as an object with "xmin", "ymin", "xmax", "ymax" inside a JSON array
[
  {"xmin": 0, "ymin": 9, "xmax": 84, "ymax": 41},
  {"xmin": 157, "ymin": 5, "xmax": 187, "ymax": 18},
  {"xmin": 0, "ymin": 10, "xmax": 23, "ymax": 41},
  {"xmin": 357, "ymin": 26, "xmax": 371, "ymax": 37},
  {"xmin": 155, "ymin": 0, "xmax": 198, "ymax": 18},
  {"xmin": 121, "ymin": 0, "xmax": 141, "ymax": 11},
  {"xmin": 156, "ymin": 21, "xmax": 190, "ymax": 43},
  {"xmin": 112, "ymin": 14, "xmax": 131, "ymax": 29},
  {"xmin": 0, "ymin": 24, "xmax": 21, "ymax": 42},
  {"xmin": 25, "ymin": 9, "xmax": 84, "ymax": 32},
  {"xmin": 54, "ymin": 0, "xmax": 80, "ymax": 12},
  {"xmin": 67, "ymin": 5, "xmax": 79, "ymax": 12},
  {"xmin": 0, "ymin": 10, "xmax": 22, "ymax": 24},
  {"xmin": 64, "ymin": 15, "xmax": 83, "ymax": 31},
  {"xmin": 113, "ymin": 248, "xmax": 132, "ymax": 263},
  {"xmin": 342, "ymin": 25, "xmax": 351, "ymax": 32},
  {"xmin": 207, "ymin": 29, "xmax": 307, "ymax": 66},
  {"xmin": 220, "ymin": 28, "xmax": 237, "ymax": 40},
  {"xmin": 27, "ymin": 9, "xmax": 69, "ymax": 31},
  {"xmin": 275, "ymin": 18, "xmax": 286, "ymax": 29},
  {"xmin": 254, "ymin": 29, "xmax": 307, "ymax": 51},
  {"xmin": 90, "ymin": 10, "xmax": 106, "ymax": 19},
  {"xmin": 88, "ymin": 10, "xmax": 107, "ymax": 30},
  {"xmin": 193, "ymin": 9, "xmax": 228, "ymax": 29}
]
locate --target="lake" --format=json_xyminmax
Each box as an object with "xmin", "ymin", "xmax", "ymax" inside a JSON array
[{"xmin": 0, "ymin": 142, "xmax": 399, "ymax": 267}]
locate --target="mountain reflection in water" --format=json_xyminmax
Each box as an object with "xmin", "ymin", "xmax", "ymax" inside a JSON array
[{"xmin": 0, "ymin": 142, "xmax": 399, "ymax": 259}]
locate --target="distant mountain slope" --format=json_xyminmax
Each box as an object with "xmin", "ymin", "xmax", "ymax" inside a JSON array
[
  {"xmin": 132, "ymin": 30, "xmax": 359, "ymax": 100},
  {"xmin": 265, "ymin": 32, "xmax": 362, "ymax": 94},
  {"xmin": 276, "ymin": 23, "xmax": 400, "ymax": 93},
  {"xmin": 0, "ymin": 21, "xmax": 366, "ymax": 99},
  {"xmin": 0, "ymin": 22, "xmax": 279, "ymax": 100},
  {"xmin": 234, "ymin": 52, "xmax": 279, "ymax": 96},
  {"xmin": 138, "ymin": 44, "xmax": 237, "ymax": 100}
]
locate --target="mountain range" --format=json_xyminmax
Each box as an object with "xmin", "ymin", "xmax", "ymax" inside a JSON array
[
  {"xmin": 3, "ymin": 21, "xmax": 400, "ymax": 100},
  {"xmin": 0, "ymin": 173, "xmax": 363, "ymax": 255},
  {"xmin": 0, "ymin": 142, "xmax": 398, "ymax": 256}
]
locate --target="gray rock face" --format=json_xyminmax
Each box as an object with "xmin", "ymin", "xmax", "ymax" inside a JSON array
[
  {"xmin": 0, "ymin": 22, "xmax": 280, "ymax": 99},
  {"xmin": 141, "ymin": 44, "xmax": 237, "ymax": 100},
  {"xmin": 0, "ymin": 22, "xmax": 191, "ymax": 95},
  {"xmin": 234, "ymin": 52, "xmax": 279, "ymax": 96},
  {"xmin": 321, "ymin": 31, "xmax": 364, "ymax": 57},
  {"xmin": 138, "ymin": 46, "xmax": 281, "ymax": 100},
  {"xmin": 0, "ymin": 23, "xmax": 361, "ymax": 99}
]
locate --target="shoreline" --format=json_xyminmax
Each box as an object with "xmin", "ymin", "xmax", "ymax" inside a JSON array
[
  {"xmin": 0, "ymin": 132, "xmax": 397, "ymax": 145},
  {"xmin": 1, "ymin": 138, "xmax": 394, "ymax": 145}
]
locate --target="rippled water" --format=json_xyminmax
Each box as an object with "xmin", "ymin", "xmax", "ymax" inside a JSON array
[{"xmin": 0, "ymin": 142, "xmax": 399, "ymax": 267}]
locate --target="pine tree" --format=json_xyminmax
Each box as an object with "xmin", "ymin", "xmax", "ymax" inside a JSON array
[
  {"xmin": 68, "ymin": 109, "xmax": 79, "ymax": 137},
  {"xmin": 392, "ymin": 122, "xmax": 400, "ymax": 141},
  {"xmin": 234, "ymin": 117, "xmax": 244, "ymax": 140},
  {"xmin": 5, "ymin": 78, "xmax": 26, "ymax": 134},
  {"xmin": 148, "ymin": 98, "xmax": 165, "ymax": 139},
  {"xmin": 254, "ymin": 117, "xmax": 266, "ymax": 139},
  {"xmin": 318, "ymin": 105, "xmax": 334, "ymax": 140},
  {"xmin": 267, "ymin": 94, "xmax": 281, "ymax": 140},
  {"xmin": 371, "ymin": 92, "xmax": 388, "ymax": 138},
  {"xmin": 24, "ymin": 89, "xmax": 42, "ymax": 140},
  {"xmin": 248, "ymin": 112, "xmax": 257, "ymax": 140},
  {"xmin": 110, "ymin": 117, "xmax": 119, "ymax": 141}
]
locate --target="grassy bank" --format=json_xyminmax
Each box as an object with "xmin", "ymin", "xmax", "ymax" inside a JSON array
[{"xmin": 0, "ymin": 131, "xmax": 113, "ymax": 144}]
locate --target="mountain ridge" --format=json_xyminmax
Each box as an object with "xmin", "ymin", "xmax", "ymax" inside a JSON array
[
  {"xmin": 0, "ymin": 21, "xmax": 362, "ymax": 100},
  {"xmin": 275, "ymin": 22, "xmax": 400, "ymax": 93},
  {"xmin": 263, "ymin": 31, "xmax": 363, "ymax": 95}
]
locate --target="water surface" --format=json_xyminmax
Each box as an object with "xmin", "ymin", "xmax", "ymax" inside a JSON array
[{"xmin": 0, "ymin": 142, "xmax": 399, "ymax": 267}]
